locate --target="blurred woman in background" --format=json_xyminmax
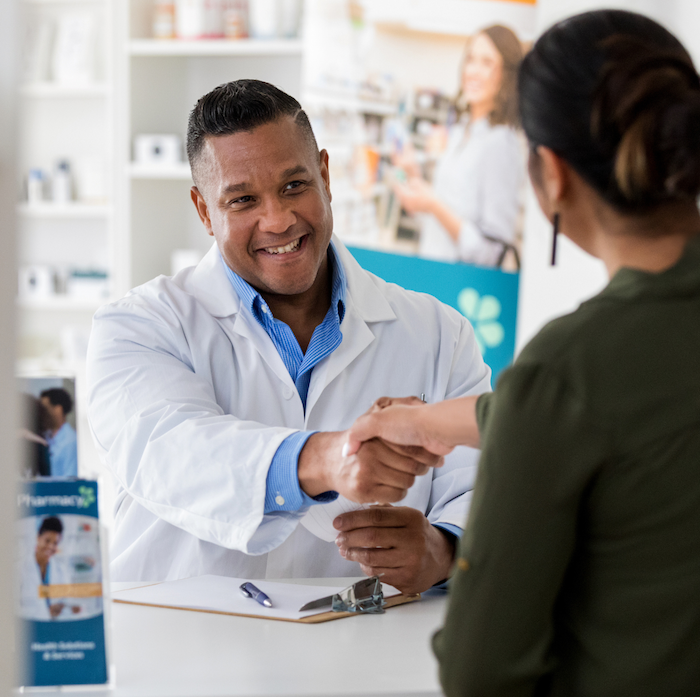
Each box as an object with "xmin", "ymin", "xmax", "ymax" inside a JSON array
[
  {"xmin": 393, "ymin": 25, "xmax": 524, "ymax": 267},
  {"xmin": 348, "ymin": 10, "xmax": 700, "ymax": 695}
]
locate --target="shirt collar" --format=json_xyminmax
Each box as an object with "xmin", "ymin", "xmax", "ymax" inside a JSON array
[{"xmin": 221, "ymin": 241, "xmax": 347, "ymax": 326}]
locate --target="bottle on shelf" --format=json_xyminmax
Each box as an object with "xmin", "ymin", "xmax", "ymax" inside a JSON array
[
  {"xmin": 175, "ymin": 0, "xmax": 225, "ymax": 39},
  {"xmin": 222, "ymin": 0, "xmax": 249, "ymax": 39},
  {"xmin": 153, "ymin": 1, "xmax": 177, "ymax": 39},
  {"xmin": 27, "ymin": 169, "xmax": 47, "ymax": 205},
  {"xmin": 52, "ymin": 160, "xmax": 73, "ymax": 204},
  {"xmin": 248, "ymin": 0, "xmax": 278, "ymax": 39}
]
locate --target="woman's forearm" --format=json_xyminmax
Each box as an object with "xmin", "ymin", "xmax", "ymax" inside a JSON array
[
  {"xmin": 346, "ymin": 394, "xmax": 483, "ymax": 456},
  {"xmin": 428, "ymin": 197, "xmax": 463, "ymax": 244},
  {"xmin": 422, "ymin": 396, "xmax": 481, "ymax": 449}
]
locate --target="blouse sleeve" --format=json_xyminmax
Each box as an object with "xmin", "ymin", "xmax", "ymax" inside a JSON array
[
  {"xmin": 458, "ymin": 129, "xmax": 523, "ymax": 265},
  {"xmin": 432, "ymin": 362, "xmax": 609, "ymax": 697}
]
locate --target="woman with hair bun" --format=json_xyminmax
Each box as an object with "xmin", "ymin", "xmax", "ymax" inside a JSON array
[{"xmin": 346, "ymin": 10, "xmax": 700, "ymax": 695}]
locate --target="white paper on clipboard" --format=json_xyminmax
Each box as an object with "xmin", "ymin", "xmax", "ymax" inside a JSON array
[{"xmin": 299, "ymin": 496, "xmax": 372, "ymax": 541}]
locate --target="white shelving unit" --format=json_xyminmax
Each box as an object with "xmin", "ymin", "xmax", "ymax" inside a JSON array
[
  {"xmin": 115, "ymin": 0, "xmax": 305, "ymax": 291},
  {"xmin": 18, "ymin": 296, "xmax": 104, "ymax": 311},
  {"xmin": 127, "ymin": 162, "xmax": 193, "ymax": 180},
  {"xmin": 128, "ymin": 38, "xmax": 303, "ymax": 56},
  {"xmin": 17, "ymin": 202, "xmax": 112, "ymax": 218},
  {"xmin": 20, "ymin": 82, "xmax": 110, "ymax": 97},
  {"xmin": 17, "ymin": 0, "xmax": 115, "ymax": 364}
]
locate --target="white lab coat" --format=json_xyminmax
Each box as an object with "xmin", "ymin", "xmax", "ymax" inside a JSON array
[
  {"xmin": 87, "ymin": 237, "xmax": 491, "ymax": 582},
  {"xmin": 17, "ymin": 554, "xmax": 73, "ymax": 621}
]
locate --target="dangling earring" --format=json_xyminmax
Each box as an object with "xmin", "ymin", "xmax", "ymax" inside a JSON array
[{"xmin": 550, "ymin": 213, "xmax": 560, "ymax": 266}]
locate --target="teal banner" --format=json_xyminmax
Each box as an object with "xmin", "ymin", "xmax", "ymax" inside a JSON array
[{"xmin": 348, "ymin": 247, "xmax": 519, "ymax": 382}]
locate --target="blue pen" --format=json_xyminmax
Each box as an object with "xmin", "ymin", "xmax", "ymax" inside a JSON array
[{"xmin": 240, "ymin": 582, "xmax": 273, "ymax": 608}]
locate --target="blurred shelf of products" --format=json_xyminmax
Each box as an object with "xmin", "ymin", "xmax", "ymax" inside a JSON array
[
  {"xmin": 18, "ymin": 0, "xmax": 114, "ymax": 377},
  {"xmin": 16, "ymin": 0, "xmax": 535, "ymax": 371}
]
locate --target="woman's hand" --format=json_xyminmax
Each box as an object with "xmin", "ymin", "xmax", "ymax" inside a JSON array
[
  {"xmin": 393, "ymin": 177, "xmax": 438, "ymax": 215},
  {"xmin": 344, "ymin": 397, "xmax": 455, "ymax": 458},
  {"xmin": 344, "ymin": 395, "xmax": 483, "ymax": 457}
]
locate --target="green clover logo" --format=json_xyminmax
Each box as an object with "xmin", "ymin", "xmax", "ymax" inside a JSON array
[
  {"xmin": 78, "ymin": 486, "xmax": 96, "ymax": 509},
  {"xmin": 457, "ymin": 288, "xmax": 505, "ymax": 356}
]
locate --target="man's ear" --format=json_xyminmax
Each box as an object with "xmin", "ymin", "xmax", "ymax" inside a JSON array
[
  {"xmin": 191, "ymin": 186, "xmax": 214, "ymax": 236},
  {"xmin": 319, "ymin": 149, "xmax": 332, "ymax": 202}
]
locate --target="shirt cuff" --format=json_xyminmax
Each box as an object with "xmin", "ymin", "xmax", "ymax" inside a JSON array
[
  {"xmin": 432, "ymin": 523, "xmax": 463, "ymax": 588},
  {"xmin": 264, "ymin": 431, "xmax": 339, "ymax": 513},
  {"xmin": 433, "ymin": 523, "xmax": 463, "ymax": 541}
]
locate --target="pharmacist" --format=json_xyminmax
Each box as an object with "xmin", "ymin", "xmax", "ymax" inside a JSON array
[
  {"xmin": 17, "ymin": 516, "xmax": 80, "ymax": 621},
  {"xmin": 86, "ymin": 80, "xmax": 491, "ymax": 593}
]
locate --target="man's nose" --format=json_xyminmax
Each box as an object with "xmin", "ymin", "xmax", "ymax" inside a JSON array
[{"xmin": 258, "ymin": 198, "xmax": 296, "ymax": 234}]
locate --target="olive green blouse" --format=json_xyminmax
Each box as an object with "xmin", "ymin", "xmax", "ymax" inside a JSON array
[{"xmin": 433, "ymin": 236, "xmax": 700, "ymax": 696}]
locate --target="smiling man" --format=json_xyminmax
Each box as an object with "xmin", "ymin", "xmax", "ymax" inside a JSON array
[{"xmin": 87, "ymin": 80, "xmax": 491, "ymax": 593}]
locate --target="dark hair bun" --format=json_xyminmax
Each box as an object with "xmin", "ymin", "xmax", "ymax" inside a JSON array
[
  {"xmin": 519, "ymin": 10, "xmax": 700, "ymax": 212},
  {"xmin": 593, "ymin": 36, "xmax": 700, "ymax": 205}
]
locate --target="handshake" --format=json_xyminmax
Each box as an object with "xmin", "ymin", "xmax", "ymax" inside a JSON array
[
  {"xmin": 296, "ymin": 394, "xmax": 481, "ymax": 594},
  {"xmin": 298, "ymin": 395, "xmax": 478, "ymax": 504}
]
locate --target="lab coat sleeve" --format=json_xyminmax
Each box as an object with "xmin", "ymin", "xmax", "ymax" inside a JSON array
[
  {"xmin": 87, "ymin": 296, "xmax": 307, "ymax": 555},
  {"xmin": 458, "ymin": 129, "xmax": 523, "ymax": 264},
  {"xmin": 426, "ymin": 311, "xmax": 492, "ymax": 530}
]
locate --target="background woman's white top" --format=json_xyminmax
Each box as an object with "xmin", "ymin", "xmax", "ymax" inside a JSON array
[{"xmin": 419, "ymin": 117, "xmax": 524, "ymax": 266}]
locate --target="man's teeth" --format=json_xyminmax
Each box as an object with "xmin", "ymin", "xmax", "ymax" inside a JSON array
[{"xmin": 265, "ymin": 238, "xmax": 302, "ymax": 255}]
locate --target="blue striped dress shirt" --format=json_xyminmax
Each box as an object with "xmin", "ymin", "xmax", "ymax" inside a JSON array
[{"xmin": 222, "ymin": 243, "xmax": 344, "ymax": 513}]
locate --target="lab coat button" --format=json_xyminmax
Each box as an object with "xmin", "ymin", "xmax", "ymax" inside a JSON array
[
  {"xmin": 275, "ymin": 495, "xmax": 285, "ymax": 506},
  {"xmin": 283, "ymin": 387, "xmax": 294, "ymax": 399}
]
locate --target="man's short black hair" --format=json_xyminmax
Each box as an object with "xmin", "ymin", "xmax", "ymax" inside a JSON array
[
  {"xmin": 186, "ymin": 79, "xmax": 319, "ymax": 185},
  {"xmin": 38, "ymin": 516, "xmax": 63, "ymax": 536},
  {"xmin": 40, "ymin": 388, "xmax": 73, "ymax": 416}
]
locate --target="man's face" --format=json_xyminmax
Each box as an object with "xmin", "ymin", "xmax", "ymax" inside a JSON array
[
  {"xmin": 40, "ymin": 397, "xmax": 63, "ymax": 430},
  {"xmin": 191, "ymin": 116, "xmax": 333, "ymax": 297},
  {"xmin": 35, "ymin": 531, "xmax": 61, "ymax": 565}
]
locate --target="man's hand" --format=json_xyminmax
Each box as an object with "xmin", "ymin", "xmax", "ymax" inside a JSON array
[
  {"xmin": 298, "ymin": 432, "xmax": 442, "ymax": 504},
  {"xmin": 333, "ymin": 506, "xmax": 456, "ymax": 594}
]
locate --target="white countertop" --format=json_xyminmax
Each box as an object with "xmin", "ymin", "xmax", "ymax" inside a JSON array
[{"xmin": 32, "ymin": 579, "xmax": 449, "ymax": 697}]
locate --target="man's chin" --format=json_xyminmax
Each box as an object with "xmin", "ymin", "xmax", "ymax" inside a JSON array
[{"xmin": 260, "ymin": 279, "xmax": 315, "ymax": 297}]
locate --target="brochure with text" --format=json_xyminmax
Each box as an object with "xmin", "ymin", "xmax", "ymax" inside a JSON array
[{"xmin": 16, "ymin": 479, "xmax": 109, "ymax": 687}]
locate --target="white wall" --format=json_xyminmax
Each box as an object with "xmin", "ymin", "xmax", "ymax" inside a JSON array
[
  {"xmin": 516, "ymin": 0, "xmax": 689, "ymax": 350},
  {"xmin": 0, "ymin": 1, "xmax": 18, "ymax": 693}
]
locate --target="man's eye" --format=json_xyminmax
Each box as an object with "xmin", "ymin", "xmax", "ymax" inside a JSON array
[
  {"xmin": 285, "ymin": 180, "xmax": 305, "ymax": 191},
  {"xmin": 231, "ymin": 196, "xmax": 253, "ymax": 205}
]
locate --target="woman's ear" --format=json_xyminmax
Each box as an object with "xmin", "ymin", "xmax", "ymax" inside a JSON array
[{"xmin": 529, "ymin": 145, "xmax": 569, "ymax": 222}]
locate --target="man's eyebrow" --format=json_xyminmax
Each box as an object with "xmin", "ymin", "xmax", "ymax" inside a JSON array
[
  {"xmin": 281, "ymin": 165, "xmax": 310, "ymax": 179},
  {"xmin": 220, "ymin": 166, "xmax": 310, "ymax": 196},
  {"xmin": 222, "ymin": 182, "xmax": 250, "ymax": 194}
]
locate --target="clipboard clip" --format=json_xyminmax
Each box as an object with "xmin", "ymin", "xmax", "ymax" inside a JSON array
[{"xmin": 299, "ymin": 576, "xmax": 386, "ymax": 614}]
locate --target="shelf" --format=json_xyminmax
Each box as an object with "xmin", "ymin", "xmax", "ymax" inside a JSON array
[
  {"xmin": 17, "ymin": 202, "xmax": 111, "ymax": 219},
  {"xmin": 332, "ymin": 183, "xmax": 388, "ymax": 205},
  {"xmin": 128, "ymin": 162, "xmax": 192, "ymax": 180},
  {"xmin": 303, "ymin": 90, "xmax": 397, "ymax": 117},
  {"xmin": 20, "ymin": 82, "xmax": 110, "ymax": 98},
  {"xmin": 23, "ymin": 0, "xmax": 102, "ymax": 4},
  {"xmin": 17, "ymin": 296, "xmax": 105, "ymax": 311},
  {"xmin": 128, "ymin": 38, "xmax": 303, "ymax": 57}
]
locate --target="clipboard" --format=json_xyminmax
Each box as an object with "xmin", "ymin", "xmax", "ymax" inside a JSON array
[{"xmin": 112, "ymin": 574, "xmax": 420, "ymax": 624}]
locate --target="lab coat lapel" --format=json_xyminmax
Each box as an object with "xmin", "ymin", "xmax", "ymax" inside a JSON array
[
  {"xmin": 187, "ymin": 242, "xmax": 295, "ymax": 391},
  {"xmin": 304, "ymin": 238, "xmax": 397, "ymax": 418}
]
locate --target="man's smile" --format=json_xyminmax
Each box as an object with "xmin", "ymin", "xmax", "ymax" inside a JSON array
[{"xmin": 258, "ymin": 234, "xmax": 308, "ymax": 256}]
